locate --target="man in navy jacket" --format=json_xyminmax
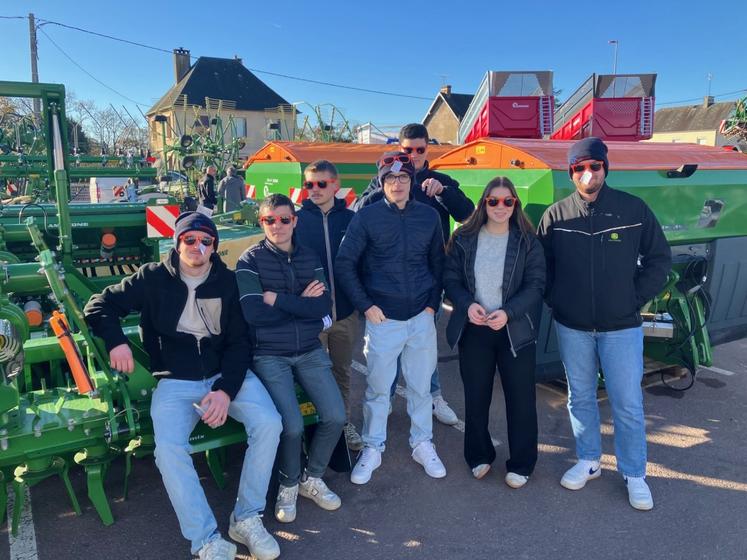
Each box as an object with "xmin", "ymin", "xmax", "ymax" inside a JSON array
[
  {"xmin": 296, "ymin": 159, "xmax": 362, "ymax": 451},
  {"xmin": 337, "ymin": 152, "xmax": 447, "ymax": 485}
]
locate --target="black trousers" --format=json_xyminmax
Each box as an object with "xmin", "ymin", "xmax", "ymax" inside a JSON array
[{"xmin": 458, "ymin": 324, "xmax": 538, "ymax": 476}]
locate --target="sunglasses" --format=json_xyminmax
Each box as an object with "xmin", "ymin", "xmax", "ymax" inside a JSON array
[
  {"xmin": 571, "ymin": 162, "xmax": 604, "ymax": 173},
  {"xmin": 379, "ymin": 154, "xmax": 411, "ymax": 167},
  {"xmin": 181, "ymin": 235, "xmax": 214, "ymax": 247},
  {"xmin": 303, "ymin": 180, "xmax": 337, "ymax": 190},
  {"xmin": 485, "ymin": 196, "xmax": 517, "ymax": 208},
  {"xmin": 402, "ymin": 146, "xmax": 426, "ymax": 155},
  {"xmin": 259, "ymin": 215, "xmax": 294, "ymax": 226}
]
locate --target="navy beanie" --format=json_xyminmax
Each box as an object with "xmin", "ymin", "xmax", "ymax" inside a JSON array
[
  {"xmin": 377, "ymin": 151, "xmax": 415, "ymax": 188},
  {"xmin": 568, "ymin": 137, "xmax": 609, "ymax": 177},
  {"xmin": 173, "ymin": 211, "xmax": 219, "ymax": 249}
]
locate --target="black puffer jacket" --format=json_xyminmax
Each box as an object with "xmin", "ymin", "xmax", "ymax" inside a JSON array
[
  {"xmin": 537, "ymin": 183, "xmax": 671, "ymax": 332},
  {"xmin": 236, "ymin": 237, "xmax": 332, "ymax": 356},
  {"xmin": 336, "ymin": 198, "xmax": 444, "ymax": 321},
  {"xmin": 444, "ymin": 227, "xmax": 546, "ymax": 354},
  {"xmin": 354, "ymin": 162, "xmax": 475, "ymax": 244},
  {"xmin": 84, "ymin": 250, "xmax": 251, "ymax": 399}
]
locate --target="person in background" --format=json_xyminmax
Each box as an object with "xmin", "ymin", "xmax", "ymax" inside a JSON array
[
  {"xmin": 218, "ymin": 165, "xmax": 245, "ymax": 212},
  {"xmin": 443, "ymin": 177, "xmax": 545, "ymax": 488},
  {"xmin": 537, "ymin": 137, "xmax": 671, "ymax": 511},
  {"xmin": 198, "ymin": 165, "xmax": 218, "ymax": 211},
  {"xmin": 296, "ymin": 159, "xmax": 363, "ymax": 451},
  {"xmin": 355, "ymin": 123, "xmax": 474, "ymax": 426}
]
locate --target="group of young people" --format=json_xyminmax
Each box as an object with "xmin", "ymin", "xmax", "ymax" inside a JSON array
[{"xmin": 83, "ymin": 124, "xmax": 671, "ymax": 560}]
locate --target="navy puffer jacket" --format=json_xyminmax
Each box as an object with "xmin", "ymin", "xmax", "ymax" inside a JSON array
[
  {"xmin": 236, "ymin": 237, "xmax": 331, "ymax": 356},
  {"xmin": 336, "ymin": 198, "xmax": 444, "ymax": 321}
]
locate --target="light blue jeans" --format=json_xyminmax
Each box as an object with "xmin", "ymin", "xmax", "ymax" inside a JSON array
[
  {"xmin": 554, "ymin": 322, "xmax": 647, "ymax": 478},
  {"xmin": 363, "ymin": 309, "xmax": 437, "ymax": 451},
  {"xmin": 151, "ymin": 372, "xmax": 282, "ymax": 555}
]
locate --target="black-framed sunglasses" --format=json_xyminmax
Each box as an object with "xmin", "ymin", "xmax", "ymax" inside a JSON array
[
  {"xmin": 259, "ymin": 215, "xmax": 294, "ymax": 226},
  {"xmin": 303, "ymin": 180, "xmax": 337, "ymax": 190},
  {"xmin": 572, "ymin": 162, "xmax": 604, "ymax": 173},
  {"xmin": 180, "ymin": 235, "xmax": 214, "ymax": 247},
  {"xmin": 402, "ymin": 146, "xmax": 426, "ymax": 155}
]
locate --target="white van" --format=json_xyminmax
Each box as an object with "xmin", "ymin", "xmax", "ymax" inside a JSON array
[{"xmin": 89, "ymin": 177, "xmax": 158, "ymax": 203}]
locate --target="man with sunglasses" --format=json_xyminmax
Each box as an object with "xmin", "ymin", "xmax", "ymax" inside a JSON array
[
  {"xmin": 537, "ymin": 137, "xmax": 671, "ymax": 511},
  {"xmin": 237, "ymin": 194, "xmax": 346, "ymax": 525},
  {"xmin": 355, "ymin": 124, "xmax": 474, "ymax": 426},
  {"xmin": 84, "ymin": 212, "xmax": 282, "ymax": 560},
  {"xmin": 337, "ymin": 152, "xmax": 446, "ymax": 484},
  {"xmin": 295, "ymin": 159, "xmax": 363, "ymax": 451}
]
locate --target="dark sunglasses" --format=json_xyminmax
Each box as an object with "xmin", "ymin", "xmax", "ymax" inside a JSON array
[
  {"xmin": 572, "ymin": 162, "xmax": 604, "ymax": 173},
  {"xmin": 379, "ymin": 154, "xmax": 411, "ymax": 167},
  {"xmin": 402, "ymin": 146, "xmax": 426, "ymax": 155},
  {"xmin": 259, "ymin": 215, "xmax": 294, "ymax": 226},
  {"xmin": 303, "ymin": 180, "xmax": 337, "ymax": 190},
  {"xmin": 485, "ymin": 196, "xmax": 517, "ymax": 208},
  {"xmin": 181, "ymin": 235, "xmax": 214, "ymax": 247}
]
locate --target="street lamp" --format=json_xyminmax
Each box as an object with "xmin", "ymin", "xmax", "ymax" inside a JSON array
[{"xmin": 608, "ymin": 40, "xmax": 619, "ymax": 74}]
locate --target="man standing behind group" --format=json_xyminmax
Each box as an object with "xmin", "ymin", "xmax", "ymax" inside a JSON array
[
  {"xmin": 355, "ymin": 123, "xmax": 474, "ymax": 425},
  {"xmin": 296, "ymin": 159, "xmax": 363, "ymax": 451},
  {"xmin": 538, "ymin": 137, "xmax": 671, "ymax": 511},
  {"xmin": 337, "ymin": 152, "xmax": 446, "ymax": 484},
  {"xmin": 217, "ymin": 165, "xmax": 245, "ymax": 212},
  {"xmin": 198, "ymin": 165, "xmax": 218, "ymax": 211},
  {"xmin": 237, "ymin": 194, "xmax": 346, "ymax": 524}
]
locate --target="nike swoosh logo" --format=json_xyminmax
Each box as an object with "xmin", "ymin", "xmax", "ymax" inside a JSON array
[{"xmin": 589, "ymin": 467, "xmax": 599, "ymax": 475}]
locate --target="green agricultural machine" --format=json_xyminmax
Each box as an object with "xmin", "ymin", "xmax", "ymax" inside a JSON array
[
  {"xmin": 0, "ymin": 81, "xmax": 312, "ymax": 534},
  {"xmin": 431, "ymin": 138, "xmax": 747, "ymax": 383}
]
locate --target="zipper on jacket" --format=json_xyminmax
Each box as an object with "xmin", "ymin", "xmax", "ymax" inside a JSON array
[
  {"xmin": 589, "ymin": 207, "xmax": 596, "ymax": 325},
  {"xmin": 401, "ymin": 209, "xmax": 411, "ymax": 317},
  {"xmin": 503, "ymin": 236, "xmax": 521, "ymax": 357},
  {"xmin": 288, "ymin": 254, "xmax": 301, "ymax": 351},
  {"xmin": 322, "ymin": 212, "xmax": 337, "ymax": 321}
]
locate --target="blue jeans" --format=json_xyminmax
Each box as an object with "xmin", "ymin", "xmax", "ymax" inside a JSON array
[
  {"xmin": 151, "ymin": 372, "xmax": 282, "ymax": 555},
  {"xmin": 363, "ymin": 309, "xmax": 438, "ymax": 451},
  {"xmin": 253, "ymin": 347, "xmax": 346, "ymax": 487},
  {"xmin": 554, "ymin": 322, "xmax": 647, "ymax": 478},
  {"xmin": 390, "ymin": 310, "xmax": 441, "ymax": 398}
]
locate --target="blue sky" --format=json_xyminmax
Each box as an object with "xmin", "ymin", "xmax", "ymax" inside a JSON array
[{"xmin": 1, "ymin": 0, "xmax": 745, "ymax": 129}]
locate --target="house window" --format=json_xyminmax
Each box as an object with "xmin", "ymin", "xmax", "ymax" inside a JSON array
[{"xmin": 234, "ymin": 117, "xmax": 247, "ymax": 138}]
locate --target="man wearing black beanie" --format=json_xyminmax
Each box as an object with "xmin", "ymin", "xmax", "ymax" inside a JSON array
[
  {"xmin": 537, "ymin": 137, "xmax": 671, "ymax": 511},
  {"xmin": 85, "ymin": 212, "xmax": 282, "ymax": 559}
]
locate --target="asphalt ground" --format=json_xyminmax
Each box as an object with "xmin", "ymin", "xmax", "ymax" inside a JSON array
[{"xmin": 3, "ymin": 318, "xmax": 746, "ymax": 560}]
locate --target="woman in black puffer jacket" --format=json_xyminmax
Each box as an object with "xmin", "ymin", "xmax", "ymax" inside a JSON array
[{"xmin": 443, "ymin": 176, "xmax": 545, "ymax": 488}]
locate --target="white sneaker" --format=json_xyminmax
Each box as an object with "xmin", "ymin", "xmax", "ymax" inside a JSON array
[
  {"xmin": 344, "ymin": 422, "xmax": 363, "ymax": 451},
  {"xmin": 299, "ymin": 476, "xmax": 341, "ymax": 511},
  {"xmin": 472, "ymin": 463, "xmax": 491, "ymax": 479},
  {"xmin": 412, "ymin": 441, "xmax": 447, "ymax": 478},
  {"xmin": 625, "ymin": 476, "xmax": 654, "ymax": 511},
  {"xmin": 274, "ymin": 484, "xmax": 298, "ymax": 523},
  {"xmin": 505, "ymin": 472, "xmax": 529, "ymax": 489},
  {"xmin": 350, "ymin": 447, "xmax": 382, "ymax": 485},
  {"xmin": 198, "ymin": 537, "xmax": 237, "ymax": 560},
  {"xmin": 432, "ymin": 396, "xmax": 459, "ymax": 425},
  {"xmin": 228, "ymin": 514, "xmax": 280, "ymax": 560},
  {"xmin": 560, "ymin": 459, "xmax": 601, "ymax": 490}
]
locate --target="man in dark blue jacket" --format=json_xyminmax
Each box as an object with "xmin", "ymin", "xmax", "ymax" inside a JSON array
[
  {"xmin": 296, "ymin": 159, "xmax": 362, "ymax": 451},
  {"xmin": 337, "ymin": 152, "xmax": 446, "ymax": 485},
  {"xmin": 236, "ymin": 194, "xmax": 346, "ymax": 525},
  {"xmin": 538, "ymin": 137, "xmax": 671, "ymax": 511},
  {"xmin": 354, "ymin": 123, "xmax": 473, "ymax": 425},
  {"xmin": 85, "ymin": 212, "xmax": 281, "ymax": 560}
]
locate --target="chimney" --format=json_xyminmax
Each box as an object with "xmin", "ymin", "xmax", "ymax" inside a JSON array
[
  {"xmin": 173, "ymin": 48, "xmax": 191, "ymax": 84},
  {"xmin": 234, "ymin": 54, "xmax": 243, "ymax": 65},
  {"xmin": 703, "ymin": 95, "xmax": 714, "ymax": 108},
  {"xmin": 440, "ymin": 84, "xmax": 452, "ymax": 96}
]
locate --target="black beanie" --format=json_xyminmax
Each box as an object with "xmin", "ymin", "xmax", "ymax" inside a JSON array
[
  {"xmin": 173, "ymin": 211, "xmax": 219, "ymax": 249},
  {"xmin": 568, "ymin": 137, "xmax": 609, "ymax": 177},
  {"xmin": 377, "ymin": 151, "xmax": 415, "ymax": 188}
]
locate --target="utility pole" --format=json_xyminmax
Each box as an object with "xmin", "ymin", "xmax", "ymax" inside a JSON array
[
  {"xmin": 707, "ymin": 73, "xmax": 713, "ymax": 97},
  {"xmin": 608, "ymin": 40, "xmax": 619, "ymax": 74},
  {"xmin": 29, "ymin": 13, "xmax": 41, "ymax": 122}
]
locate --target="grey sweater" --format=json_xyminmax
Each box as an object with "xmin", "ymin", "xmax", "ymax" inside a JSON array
[{"xmin": 474, "ymin": 227, "xmax": 509, "ymax": 313}]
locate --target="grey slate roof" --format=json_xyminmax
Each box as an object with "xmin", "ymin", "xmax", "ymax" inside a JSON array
[
  {"xmin": 654, "ymin": 101, "xmax": 736, "ymax": 133},
  {"xmin": 147, "ymin": 57, "xmax": 289, "ymax": 115},
  {"xmin": 442, "ymin": 93, "xmax": 474, "ymax": 120}
]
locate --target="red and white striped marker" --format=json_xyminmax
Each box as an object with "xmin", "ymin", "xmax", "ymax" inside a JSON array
[
  {"xmin": 289, "ymin": 187, "xmax": 308, "ymax": 205},
  {"xmin": 245, "ymin": 184, "xmax": 256, "ymax": 199},
  {"xmin": 336, "ymin": 188, "xmax": 357, "ymax": 208},
  {"xmin": 146, "ymin": 205, "xmax": 181, "ymax": 238}
]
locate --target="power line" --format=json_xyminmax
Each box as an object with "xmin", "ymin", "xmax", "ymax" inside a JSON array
[
  {"xmin": 37, "ymin": 26, "xmax": 150, "ymax": 107},
  {"xmin": 36, "ymin": 16, "xmax": 432, "ymax": 101},
  {"xmin": 654, "ymin": 88, "xmax": 747, "ymax": 106},
  {"xmin": 0, "ymin": 15, "xmax": 26, "ymax": 19}
]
